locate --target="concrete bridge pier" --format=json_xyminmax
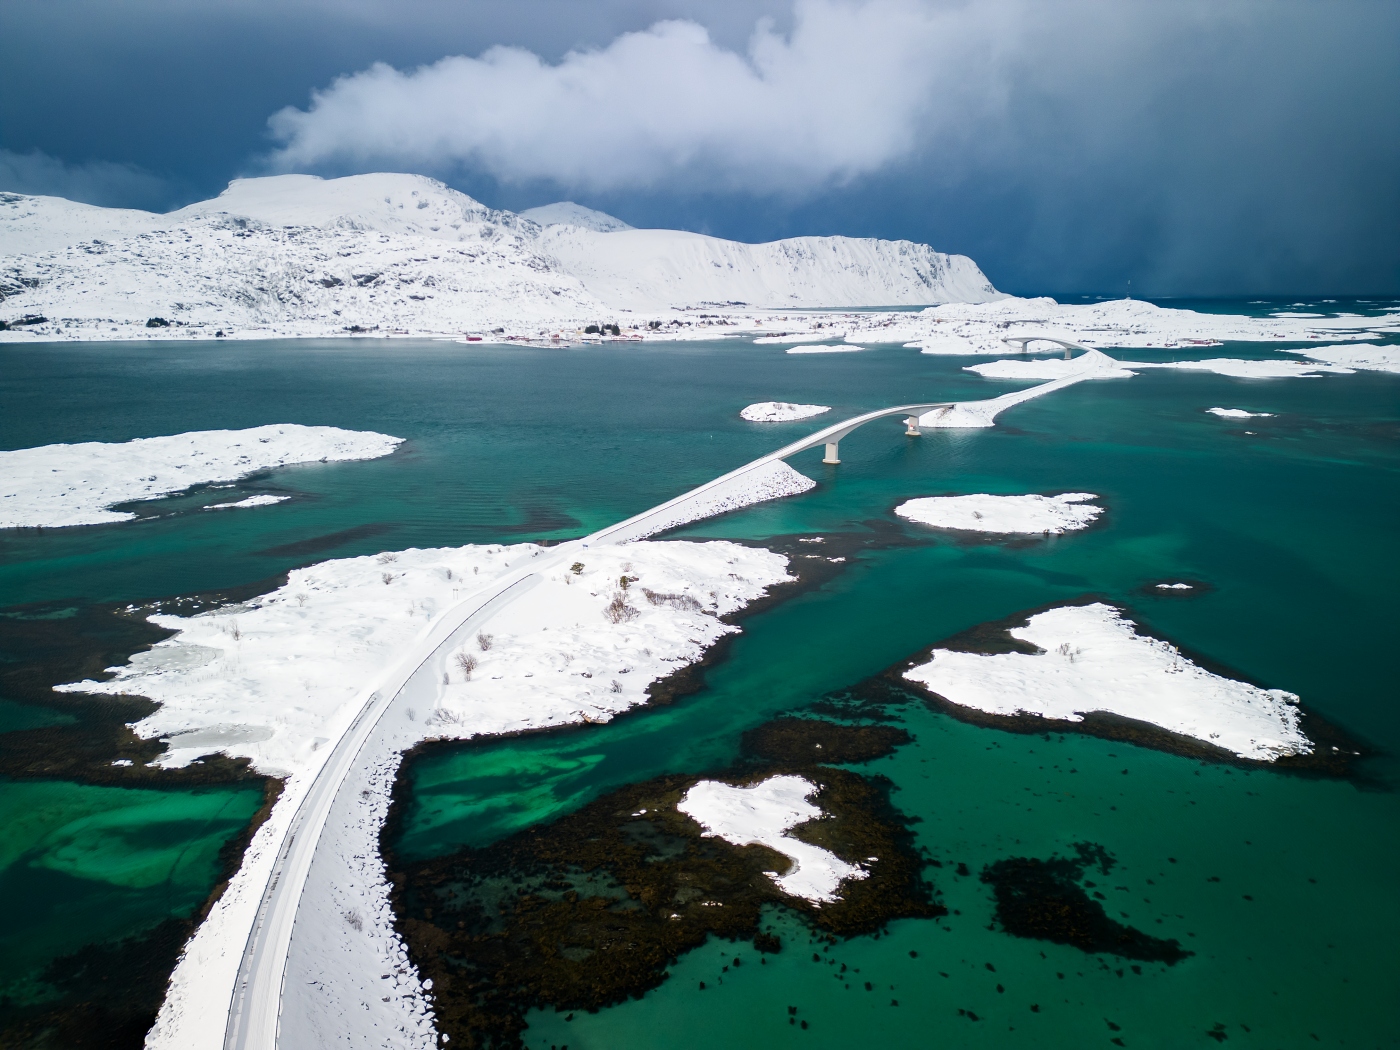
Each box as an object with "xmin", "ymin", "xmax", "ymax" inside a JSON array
[
  {"xmin": 904, "ymin": 416, "xmax": 922, "ymax": 436},
  {"xmin": 822, "ymin": 441, "xmax": 841, "ymax": 464}
]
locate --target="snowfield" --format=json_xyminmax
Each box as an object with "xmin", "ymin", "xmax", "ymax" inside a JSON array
[
  {"xmin": 678, "ymin": 775, "xmax": 867, "ymax": 903},
  {"xmin": 1, "ymin": 424, "xmax": 401, "ymax": 528},
  {"xmin": 740, "ymin": 402, "xmax": 832, "ymax": 422},
  {"xmin": 895, "ymin": 493, "xmax": 1103, "ymax": 534},
  {"xmin": 904, "ymin": 603, "xmax": 1311, "ymax": 762}
]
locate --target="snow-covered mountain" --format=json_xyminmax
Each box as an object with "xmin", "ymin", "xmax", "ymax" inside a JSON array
[
  {"xmin": 0, "ymin": 173, "xmax": 1002, "ymax": 339},
  {"xmin": 538, "ymin": 224, "xmax": 999, "ymax": 310}
]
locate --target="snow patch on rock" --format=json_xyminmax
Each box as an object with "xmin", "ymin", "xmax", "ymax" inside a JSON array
[
  {"xmin": 678, "ymin": 775, "xmax": 866, "ymax": 903},
  {"xmin": 787, "ymin": 344, "xmax": 863, "ymax": 354},
  {"xmin": 904, "ymin": 603, "xmax": 1311, "ymax": 762}
]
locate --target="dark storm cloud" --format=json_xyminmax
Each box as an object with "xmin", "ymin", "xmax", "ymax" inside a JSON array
[{"xmin": 2, "ymin": 0, "xmax": 1395, "ymax": 295}]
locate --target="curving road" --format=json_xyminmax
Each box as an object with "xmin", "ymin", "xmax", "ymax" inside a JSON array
[{"xmin": 222, "ymin": 368, "xmax": 1091, "ymax": 1047}]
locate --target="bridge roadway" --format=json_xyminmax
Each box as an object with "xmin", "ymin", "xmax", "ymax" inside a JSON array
[{"xmin": 221, "ymin": 389, "xmax": 1056, "ymax": 1048}]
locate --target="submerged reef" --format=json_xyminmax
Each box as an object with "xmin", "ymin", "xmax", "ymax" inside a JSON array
[
  {"xmin": 981, "ymin": 843, "xmax": 1191, "ymax": 964},
  {"xmin": 0, "ymin": 588, "xmax": 282, "ymax": 1048},
  {"xmin": 384, "ymin": 720, "xmax": 938, "ymax": 1049},
  {"xmin": 741, "ymin": 716, "xmax": 911, "ymax": 765}
]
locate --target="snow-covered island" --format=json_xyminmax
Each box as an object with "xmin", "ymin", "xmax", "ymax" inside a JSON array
[
  {"xmin": 740, "ymin": 402, "xmax": 832, "ymax": 422},
  {"xmin": 895, "ymin": 493, "xmax": 1103, "ymax": 535},
  {"xmin": 903, "ymin": 603, "xmax": 1311, "ymax": 762},
  {"xmin": 60, "ymin": 536, "xmax": 796, "ymax": 1048},
  {"xmin": 63, "ymin": 540, "xmax": 788, "ymax": 772},
  {"xmin": 204, "ymin": 494, "xmax": 291, "ymax": 510},
  {"xmin": 1, "ymin": 424, "xmax": 401, "ymax": 528},
  {"xmin": 678, "ymin": 775, "xmax": 866, "ymax": 903},
  {"xmin": 1207, "ymin": 408, "xmax": 1273, "ymax": 419}
]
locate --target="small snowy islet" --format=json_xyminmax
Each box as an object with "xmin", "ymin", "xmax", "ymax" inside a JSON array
[
  {"xmin": 786, "ymin": 344, "xmax": 865, "ymax": 354},
  {"xmin": 895, "ymin": 493, "xmax": 1103, "ymax": 535},
  {"xmin": 904, "ymin": 603, "xmax": 1310, "ymax": 762},
  {"xmin": 1207, "ymin": 408, "xmax": 1274, "ymax": 419},
  {"xmin": 964, "ymin": 357, "xmax": 1138, "ymax": 381},
  {"xmin": 1, "ymin": 424, "xmax": 401, "ymax": 528},
  {"xmin": 678, "ymin": 775, "xmax": 866, "ymax": 903},
  {"xmin": 740, "ymin": 402, "xmax": 832, "ymax": 422},
  {"xmin": 204, "ymin": 494, "xmax": 291, "ymax": 510}
]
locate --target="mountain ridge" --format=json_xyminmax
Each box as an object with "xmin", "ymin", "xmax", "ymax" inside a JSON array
[{"xmin": 0, "ymin": 172, "xmax": 1003, "ymax": 339}]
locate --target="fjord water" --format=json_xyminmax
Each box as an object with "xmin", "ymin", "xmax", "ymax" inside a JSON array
[{"xmin": 1, "ymin": 308, "xmax": 1397, "ymax": 1046}]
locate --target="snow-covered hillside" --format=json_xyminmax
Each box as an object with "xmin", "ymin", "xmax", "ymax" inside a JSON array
[
  {"xmin": 0, "ymin": 176, "xmax": 600, "ymax": 338},
  {"xmin": 537, "ymin": 223, "xmax": 1000, "ymax": 310},
  {"xmin": 0, "ymin": 174, "xmax": 1002, "ymax": 339}
]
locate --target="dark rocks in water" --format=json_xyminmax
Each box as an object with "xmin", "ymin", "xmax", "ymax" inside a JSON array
[
  {"xmin": 742, "ymin": 717, "xmax": 910, "ymax": 766},
  {"xmin": 1, "ymin": 918, "xmax": 192, "ymax": 1049},
  {"xmin": 384, "ymin": 728, "xmax": 939, "ymax": 1050},
  {"xmin": 254, "ymin": 522, "xmax": 395, "ymax": 559},
  {"xmin": 981, "ymin": 842, "xmax": 1190, "ymax": 964}
]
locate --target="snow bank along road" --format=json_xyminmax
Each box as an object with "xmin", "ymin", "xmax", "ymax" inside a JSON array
[{"xmin": 220, "ymin": 347, "xmax": 1118, "ymax": 1048}]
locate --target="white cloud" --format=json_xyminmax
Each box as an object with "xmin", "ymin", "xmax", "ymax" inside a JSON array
[
  {"xmin": 0, "ymin": 149, "xmax": 168, "ymax": 209},
  {"xmin": 265, "ymin": 0, "xmax": 1005, "ymax": 193}
]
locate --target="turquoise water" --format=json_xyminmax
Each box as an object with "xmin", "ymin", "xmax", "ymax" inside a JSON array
[
  {"xmin": 0, "ymin": 777, "xmax": 265, "ymax": 1005},
  {"xmin": 1, "ymin": 302, "xmax": 1397, "ymax": 1046}
]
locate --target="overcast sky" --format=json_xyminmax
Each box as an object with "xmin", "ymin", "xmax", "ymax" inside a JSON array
[{"xmin": 3, "ymin": 0, "xmax": 1396, "ymax": 296}]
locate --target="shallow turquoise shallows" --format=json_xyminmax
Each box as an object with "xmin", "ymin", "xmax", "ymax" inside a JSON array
[{"xmin": 1, "ymin": 302, "xmax": 1397, "ymax": 1046}]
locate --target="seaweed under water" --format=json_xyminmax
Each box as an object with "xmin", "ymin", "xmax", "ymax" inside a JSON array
[
  {"xmin": 980, "ymin": 843, "xmax": 1190, "ymax": 963},
  {"xmin": 384, "ymin": 720, "xmax": 939, "ymax": 1050}
]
